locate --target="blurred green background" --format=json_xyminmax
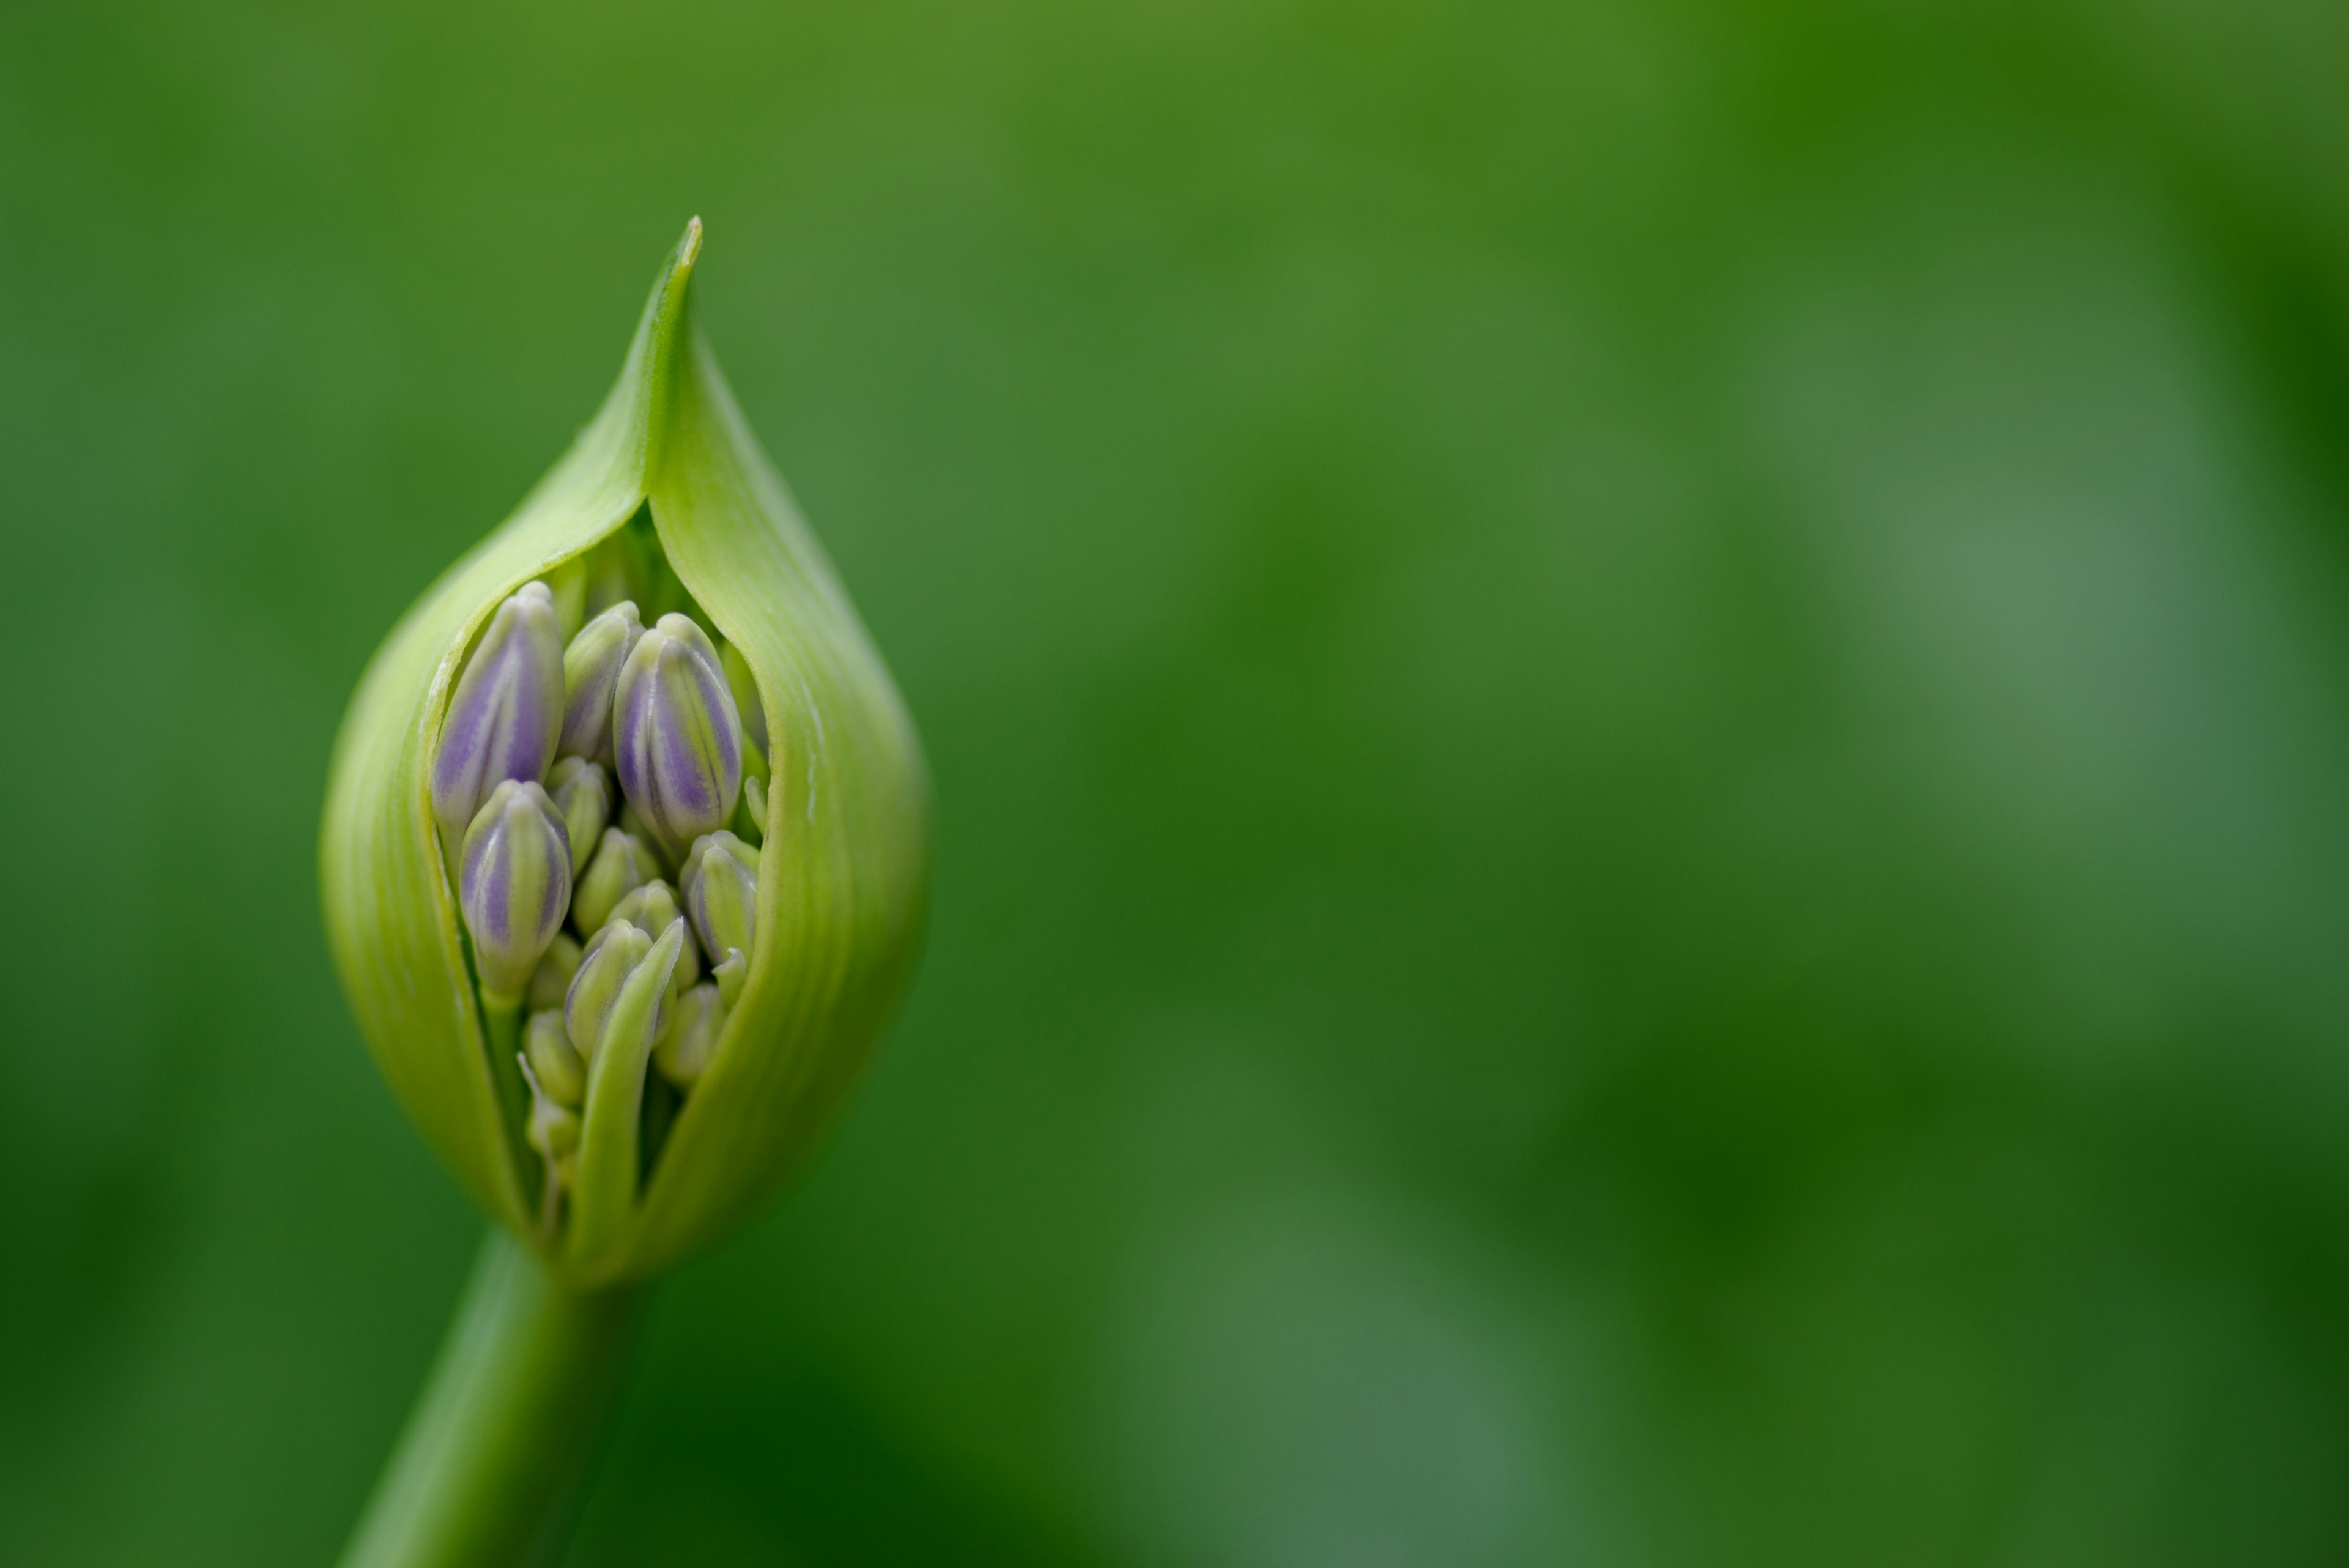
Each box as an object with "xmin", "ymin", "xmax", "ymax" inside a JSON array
[{"xmin": 6, "ymin": 0, "xmax": 2349, "ymax": 1562}]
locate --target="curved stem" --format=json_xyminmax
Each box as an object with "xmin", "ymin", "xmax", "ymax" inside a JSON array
[{"xmin": 339, "ymin": 1227, "xmax": 650, "ymax": 1568}]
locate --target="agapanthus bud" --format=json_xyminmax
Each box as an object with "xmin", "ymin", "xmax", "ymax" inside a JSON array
[
  {"xmin": 721, "ymin": 640, "xmax": 769, "ymax": 759},
  {"xmin": 680, "ymin": 831, "xmax": 759, "ymax": 965},
  {"xmin": 573, "ymin": 827, "xmax": 656, "ymax": 936},
  {"xmin": 711, "ymin": 948, "xmax": 748, "ymax": 1009},
  {"xmin": 557, "ymin": 602, "xmax": 642, "ymax": 762},
  {"xmin": 566, "ymin": 920, "xmax": 659, "ymax": 1062},
  {"xmin": 457, "ymin": 780, "xmax": 573, "ymax": 1004},
  {"xmin": 655, "ymin": 983, "xmax": 726, "ymax": 1089},
  {"xmin": 524, "ymin": 1008, "xmax": 586, "ymax": 1107},
  {"xmin": 737, "ymin": 775, "xmax": 770, "ymax": 847},
  {"xmin": 547, "ymin": 757, "xmax": 612, "ymax": 874},
  {"xmin": 527, "ymin": 931, "xmax": 583, "ymax": 1011},
  {"xmin": 614, "ymin": 614, "xmax": 743, "ymax": 858},
  {"xmin": 322, "ymin": 221, "xmax": 929, "ymax": 1287},
  {"xmin": 429, "ymin": 581, "xmax": 564, "ymax": 847},
  {"xmin": 607, "ymin": 880, "xmax": 699, "ymax": 995}
]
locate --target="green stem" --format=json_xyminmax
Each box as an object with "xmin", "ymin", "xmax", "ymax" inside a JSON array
[{"xmin": 338, "ymin": 1227, "xmax": 650, "ymax": 1568}]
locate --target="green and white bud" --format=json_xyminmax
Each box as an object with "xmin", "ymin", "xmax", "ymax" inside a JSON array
[
  {"xmin": 557, "ymin": 602, "xmax": 642, "ymax": 762},
  {"xmin": 711, "ymin": 948, "xmax": 748, "ymax": 1010},
  {"xmin": 524, "ymin": 1008, "xmax": 586, "ymax": 1108},
  {"xmin": 547, "ymin": 757, "xmax": 612, "ymax": 874},
  {"xmin": 607, "ymin": 880, "xmax": 699, "ymax": 995},
  {"xmin": 458, "ymin": 780, "xmax": 573, "ymax": 1005},
  {"xmin": 527, "ymin": 932, "xmax": 582, "ymax": 1013},
  {"xmin": 573, "ymin": 828, "xmax": 656, "ymax": 937},
  {"xmin": 322, "ymin": 221, "xmax": 929, "ymax": 1286},
  {"xmin": 680, "ymin": 831, "xmax": 759, "ymax": 965},
  {"xmin": 736, "ymin": 775, "xmax": 770, "ymax": 847},
  {"xmin": 655, "ymin": 983, "xmax": 727, "ymax": 1090}
]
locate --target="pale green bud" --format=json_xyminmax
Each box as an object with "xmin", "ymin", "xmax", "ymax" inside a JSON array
[
  {"xmin": 547, "ymin": 757, "xmax": 612, "ymax": 875},
  {"xmin": 457, "ymin": 780, "xmax": 573, "ymax": 1005},
  {"xmin": 557, "ymin": 601, "xmax": 642, "ymax": 762},
  {"xmin": 680, "ymin": 831, "xmax": 759, "ymax": 965},
  {"xmin": 607, "ymin": 880, "xmax": 699, "ymax": 995},
  {"xmin": 736, "ymin": 775, "xmax": 770, "ymax": 847},
  {"xmin": 721, "ymin": 639, "xmax": 769, "ymax": 759},
  {"xmin": 322, "ymin": 221, "xmax": 929, "ymax": 1286},
  {"xmin": 565, "ymin": 920, "xmax": 661, "ymax": 1063},
  {"xmin": 711, "ymin": 948, "xmax": 747, "ymax": 1010},
  {"xmin": 655, "ymin": 983, "xmax": 726, "ymax": 1090},
  {"xmin": 573, "ymin": 828, "xmax": 656, "ymax": 937},
  {"xmin": 524, "ymin": 1008, "xmax": 586, "ymax": 1108},
  {"xmin": 527, "ymin": 931, "xmax": 582, "ymax": 1013}
]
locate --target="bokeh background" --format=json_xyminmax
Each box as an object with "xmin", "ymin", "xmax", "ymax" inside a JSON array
[{"xmin": 5, "ymin": 0, "xmax": 2349, "ymax": 1562}]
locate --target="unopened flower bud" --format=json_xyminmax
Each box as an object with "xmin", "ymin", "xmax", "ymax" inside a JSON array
[
  {"xmin": 655, "ymin": 983, "xmax": 726, "ymax": 1089},
  {"xmin": 565, "ymin": 920, "xmax": 658, "ymax": 1061},
  {"xmin": 608, "ymin": 880, "xmax": 699, "ymax": 994},
  {"xmin": 527, "ymin": 931, "xmax": 583, "ymax": 1011},
  {"xmin": 458, "ymin": 780, "xmax": 572, "ymax": 1004},
  {"xmin": 721, "ymin": 640, "xmax": 769, "ymax": 759},
  {"xmin": 322, "ymin": 222, "xmax": 929, "ymax": 1285},
  {"xmin": 737, "ymin": 775, "xmax": 770, "ymax": 847},
  {"xmin": 711, "ymin": 948, "xmax": 748, "ymax": 1009},
  {"xmin": 557, "ymin": 601, "xmax": 642, "ymax": 761},
  {"xmin": 614, "ymin": 614, "xmax": 743, "ymax": 858},
  {"xmin": 429, "ymin": 581, "xmax": 564, "ymax": 847},
  {"xmin": 573, "ymin": 828, "xmax": 656, "ymax": 936},
  {"xmin": 547, "ymin": 757, "xmax": 612, "ymax": 874},
  {"xmin": 524, "ymin": 1008, "xmax": 586, "ymax": 1107},
  {"xmin": 680, "ymin": 831, "xmax": 759, "ymax": 965}
]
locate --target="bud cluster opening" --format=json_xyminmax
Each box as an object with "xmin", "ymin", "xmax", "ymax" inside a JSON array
[{"xmin": 431, "ymin": 516, "xmax": 774, "ymax": 1236}]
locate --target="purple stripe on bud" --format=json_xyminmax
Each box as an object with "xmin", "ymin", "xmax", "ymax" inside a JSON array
[
  {"xmin": 432, "ymin": 582, "xmax": 565, "ymax": 845},
  {"xmin": 557, "ymin": 601, "xmax": 642, "ymax": 762},
  {"xmin": 458, "ymin": 779, "xmax": 573, "ymax": 1003},
  {"xmin": 614, "ymin": 614, "xmax": 743, "ymax": 858}
]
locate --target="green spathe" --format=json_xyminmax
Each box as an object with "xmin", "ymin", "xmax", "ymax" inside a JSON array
[{"xmin": 319, "ymin": 220, "xmax": 930, "ymax": 1287}]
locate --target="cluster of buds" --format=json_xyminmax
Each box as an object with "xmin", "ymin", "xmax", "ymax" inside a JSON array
[
  {"xmin": 432, "ymin": 565, "xmax": 775, "ymax": 1236},
  {"xmin": 321, "ymin": 221, "xmax": 929, "ymax": 1289}
]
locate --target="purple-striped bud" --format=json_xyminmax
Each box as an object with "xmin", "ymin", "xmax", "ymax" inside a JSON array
[
  {"xmin": 614, "ymin": 614, "xmax": 743, "ymax": 857},
  {"xmin": 430, "ymin": 581, "xmax": 564, "ymax": 846},
  {"xmin": 457, "ymin": 779, "xmax": 573, "ymax": 1003},
  {"xmin": 680, "ymin": 830, "xmax": 759, "ymax": 967},
  {"xmin": 557, "ymin": 601, "xmax": 642, "ymax": 762}
]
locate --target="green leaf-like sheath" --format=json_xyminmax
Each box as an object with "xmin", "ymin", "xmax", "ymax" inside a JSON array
[{"xmin": 321, "ymin": 222, "xmax": 930, "ymax": 1284}]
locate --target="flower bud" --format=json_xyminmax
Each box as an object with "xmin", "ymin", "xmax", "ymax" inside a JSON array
[
  {"xmin": 322, "ymin": 221, "xmax": 929, "ymax": 1285},
  {"xmin": 527, "ymin": 931, "xmax": 583, "ymax": 1011},
  {"xmin": 711, "ymin": 948, "xmax": 748, "ymax": 1009},
  {"xmin": 457, "ymin": 780, "xmax": 573, "ymax": 1005},
  {"xmin": 736, "ymin": 775, "xmax": 770, "ymax": 847},
  {"xmin": 573, "ymin": 828, "xmax": 656, "ymax": 936},
  {"xmin": 680, "ymin": 831, "xmax": 759, "ymax": 965},
  {"xmin": 557, "ymin": 601, "xmax": 642, "ymax": 762},
  {"xmin": 523, "ymin": 1008, "xmax": 586, "ymax": 1107},
  {"xmin": 566, "ymin": 920, "xmax": 659, "ymax": 1062},
  {"xmin": 547, "ymin": 757, "xmax": 612, "ymax": 874},
  {"xmin": 655, "ymin": 983, "xmax": 726, "ymax": 1089},
  {"xmin": 607, "ymin": 880, "xmax": 699, "ymax": 994},
  {"xmin": 614, "ymin": 614, "xmax": 743, "ymax": 858},
  {"xmin": 721, "ymin": 640, "xmax": 769, "ymax": 759},
  {"xmin": 429, "ymin": 581, "xmax": 564, "ymax": 848}
]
